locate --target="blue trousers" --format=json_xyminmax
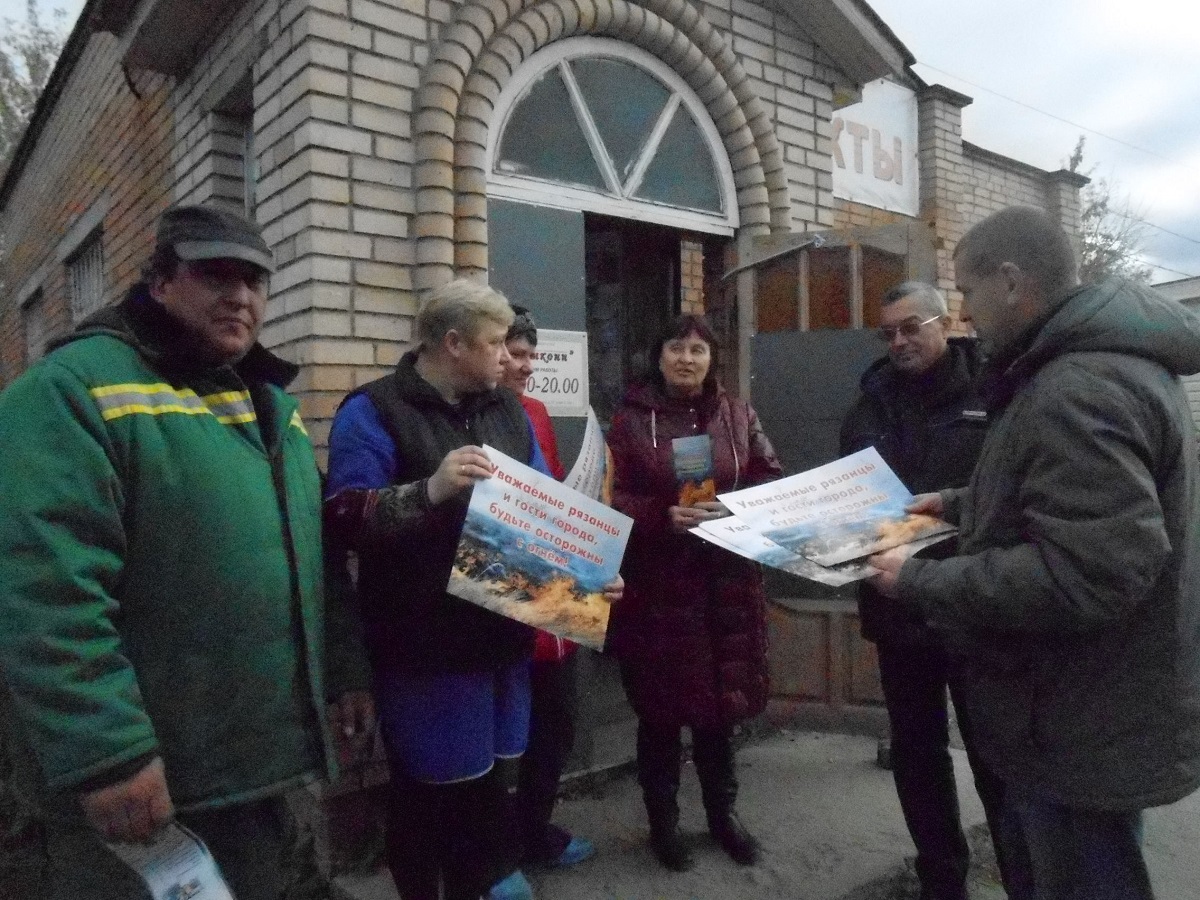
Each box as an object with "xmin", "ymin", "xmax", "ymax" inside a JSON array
[
  {"xmin": 375, "ymin": 662, "xmax": 532, "ymax": 900},
  {"xmin": 375, "ymin": 662, "xmax": 532, "ymax": 783},
  {"xmin": 997, "ymin": 787, "xmax": 1154, "ymax": 900}
]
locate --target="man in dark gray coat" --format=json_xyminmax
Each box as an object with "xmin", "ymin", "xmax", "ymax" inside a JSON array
[{"xmin": 869, "ymin": 206, "xmax": 1200, "ymax": 899}]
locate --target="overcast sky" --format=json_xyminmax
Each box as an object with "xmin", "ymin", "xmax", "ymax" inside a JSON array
[
  {"xmin": 865, "ymin": 0, "xmax": 1200, "ymax": 284},
  {"xmin": 7, "ymin": 0, "xmax": 1199, "ymax": 284},
  {"xmin": 4, "ymin": 0, "xmax": 85, "ymax": 31}
]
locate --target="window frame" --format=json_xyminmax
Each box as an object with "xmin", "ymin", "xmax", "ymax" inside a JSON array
[{"xmin": 486, "ymin": 37, "xmax": 739, "ymax": 237}]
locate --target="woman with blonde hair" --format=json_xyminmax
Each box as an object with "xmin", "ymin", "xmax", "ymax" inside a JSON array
[{"xmin": 325, "ymin": 279, "xmax": 555, "ymax": 900}]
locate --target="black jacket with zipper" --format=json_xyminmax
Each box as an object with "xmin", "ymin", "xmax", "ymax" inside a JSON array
[{"xmin": 840, "ymin": 338, "xmax": 989, "ymax": 645}]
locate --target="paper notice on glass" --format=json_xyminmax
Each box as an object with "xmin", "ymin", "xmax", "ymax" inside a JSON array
[
  {"xmin": 447, "ymin": 445, "xmax": 632, "ymax": 650},
  {"xmin": 564, "ymin": 406, "xmax": 607, "ymax": 501},
  {"xmin": 718, "ymin": 447, "xmax": 956, "ymax": 566},
  {"xmin": 692, "ymin": 515, "xmax": 874, "ymax": 586},
  {"xmin": 525, "ymin": 330, "xmax": 589, "ymax": 417},
  {"xmin": 107, "ymin": 823, "xmax": 235, "ymax": 900}
]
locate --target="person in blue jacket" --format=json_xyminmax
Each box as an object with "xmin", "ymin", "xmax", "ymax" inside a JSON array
[{"xmin": 324, "ymin": 279, "xmax": 619, "ymax": 900}]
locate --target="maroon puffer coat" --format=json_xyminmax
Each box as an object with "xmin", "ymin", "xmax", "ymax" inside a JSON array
[{"xmin": 606, "ymin": 381, "xmax": 782, "ymax": 729}]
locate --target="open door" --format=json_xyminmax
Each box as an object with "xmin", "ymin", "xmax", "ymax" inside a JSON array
[{"xmin": 489, "ymin": 199, "xmax": 735, "ymax": 770}]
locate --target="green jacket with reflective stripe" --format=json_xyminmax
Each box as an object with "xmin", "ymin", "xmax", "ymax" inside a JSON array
[{"xmin": 0, "ymin": 288, "xmax": 364, "ymax": 813}]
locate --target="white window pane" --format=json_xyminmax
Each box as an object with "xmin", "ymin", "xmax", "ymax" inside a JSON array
[
  {"xmin": 570, "ymin": 57, "xmax": 670, "ymax": 182},
  {"xmin": 497, "ymin": 67, "xmax": 606, "ymax": 190},
  {"xmin": 634, "ymin": 107, "xmax": 723, "ymax": 213}
]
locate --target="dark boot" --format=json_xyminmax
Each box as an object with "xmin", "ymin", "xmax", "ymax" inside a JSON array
[
  {"xmin": 693, "ymin": 728, "xmax": 760, "ymax": 866},
  {"xmin": 646, "ymin": 793, "xmax": 694, "ymax": 872},
  {"xmin": 637, "ymin": 720, "xmax": 694, "ymax": 872},
  {"xmin": 443, "ymin": 758, "xmax": 526, "ymax": 900},
  {"xmin": 383, "ymin": 775, "xmax": 442, "ymax": 900}
]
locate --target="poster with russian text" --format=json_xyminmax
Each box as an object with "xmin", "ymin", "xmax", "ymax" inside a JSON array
[
  {"xmin": 692, "ymin": 515, "xmax": 874, "ymax": 586},
  {"xmin": 718, "ymin": 447, "xmax": 955, "ymax": 566},
  {"xmin": 447, "ymin": 445, "xmax": 632, "ymax": 649}
]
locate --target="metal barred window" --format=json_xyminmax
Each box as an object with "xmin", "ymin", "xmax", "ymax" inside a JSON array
[{"xmin": 68, "ymin": 232, "xmax": 105, "ymax": 322}]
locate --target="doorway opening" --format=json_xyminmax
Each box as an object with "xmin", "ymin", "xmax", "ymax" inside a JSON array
[{"xmin": 584, "ymin": 213, "xmax": 732, "ymax": 423}]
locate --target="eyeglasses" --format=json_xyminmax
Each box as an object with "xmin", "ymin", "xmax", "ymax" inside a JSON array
[
  {"xmin": 876, "ymin": 314, "xmax": 942, "ymax": 343},
  {"xmin": 185, "ymin": 259, "xmax": 269, "ymax": 293}
]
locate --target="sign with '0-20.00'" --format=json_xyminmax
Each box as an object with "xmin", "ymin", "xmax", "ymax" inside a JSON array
[{"xmin": 525, "ymin": 330, "xmax": 589, "ymax": 418}]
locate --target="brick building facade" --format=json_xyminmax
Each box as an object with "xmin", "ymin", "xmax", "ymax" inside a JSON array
[
  {"xmin": 0, "ymin": 0, "xmax": 1089, "ymax": 840},
  {"xmin": 1, "ymin": 0, "xmax": 1084, "ymax": 449}
]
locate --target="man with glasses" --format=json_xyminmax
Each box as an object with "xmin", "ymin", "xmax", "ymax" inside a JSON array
[
  {"xmin": 840, "ymin": 281, "xmax": 1002, "ymax": 900},
  {"xmin": 0, "ymin": 205, "xmax": 371, "ymax": 899}
]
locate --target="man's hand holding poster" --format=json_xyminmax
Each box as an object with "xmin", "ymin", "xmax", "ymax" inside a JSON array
[
  {"xmin": 447, "ymin": 445, "xmax": 632, "ymax": 650},
  {"xmin": 107, "ymin": 824, "xmax": 234, "ymax": 900},
  {"xmin": 693, "ymin": 515, "xmax": 873, "ymax": 586}
]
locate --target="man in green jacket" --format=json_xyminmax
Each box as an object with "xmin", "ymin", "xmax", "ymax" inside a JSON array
[
  {"xmin": 0, "ymin": 206, "xmax": 372, "ymax": 900},
  {"xmin": 869, "ymin": 206, "xmax": 1200, "ymax": 899}
]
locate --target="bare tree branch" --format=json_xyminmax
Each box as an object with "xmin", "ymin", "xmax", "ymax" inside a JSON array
[
  {"xmin": 1068, "ymin": 136, "xmax": 1153, "ymax": 285},
  {"xmin": 0, "ymin": 1, "xmax": 69, "ymax": 177}
]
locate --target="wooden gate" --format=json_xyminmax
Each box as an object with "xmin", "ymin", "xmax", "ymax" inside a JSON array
[{"xmin": 743, "ymin": 220, "xmax": 938, "ymax": 733}]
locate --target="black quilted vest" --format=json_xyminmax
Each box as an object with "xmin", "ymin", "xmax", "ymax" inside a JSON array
[{"xmin": 351, "ymin": 351, "xmax": 535, "ymax": 673}]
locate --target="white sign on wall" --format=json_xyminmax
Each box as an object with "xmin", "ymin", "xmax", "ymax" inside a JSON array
[
  {"xmin": 526, "ymin": 329, "xmax": 589, "ymax": 417},
  {"xmin": 831, "ymin": 79, "xmax": 919, "ymax": 217}
]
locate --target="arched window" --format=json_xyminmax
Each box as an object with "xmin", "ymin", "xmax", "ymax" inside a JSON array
[{"xmin": 487, "ymin": 38, "xmax": 739, "ymax": 235}]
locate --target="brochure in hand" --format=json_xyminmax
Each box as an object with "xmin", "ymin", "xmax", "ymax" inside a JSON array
[
  {"xmin": 672, "ymin": 434, "xmax": 717, "ymax": 506},
  {"xmin": 564, "ymin": 406, "xmax": 608, "ymax": 501},
  {"xmin": 447, "ymin": 445, "xmax": 633, "ymax": 650},
  {"xmin": 107, "ymin": 823, "xmax": 235, "ymax": 900}
]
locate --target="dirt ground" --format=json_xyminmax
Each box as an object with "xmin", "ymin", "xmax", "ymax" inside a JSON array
[{"xmin": 335, "ymin": 729, "xmax": 1200, "ymax": 900}]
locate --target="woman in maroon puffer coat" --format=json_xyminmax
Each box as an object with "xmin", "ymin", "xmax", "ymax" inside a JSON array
[{"xmin": 607, "ymin": 314, "xmax": 782, "ymax": 872}]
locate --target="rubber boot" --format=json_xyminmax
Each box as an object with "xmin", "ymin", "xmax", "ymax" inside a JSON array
[
  {"xmin": 637, "ymin": 720, "xmax": 693, "ymax": 872},
  {"xmin": 693, "ymin": 728, "xmax": 760, "ymax": 866}
]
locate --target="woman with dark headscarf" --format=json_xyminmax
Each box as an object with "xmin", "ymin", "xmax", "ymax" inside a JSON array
[{"xmin": 607, "ymin": 314, "xmax": 782, "ymax": 871}]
